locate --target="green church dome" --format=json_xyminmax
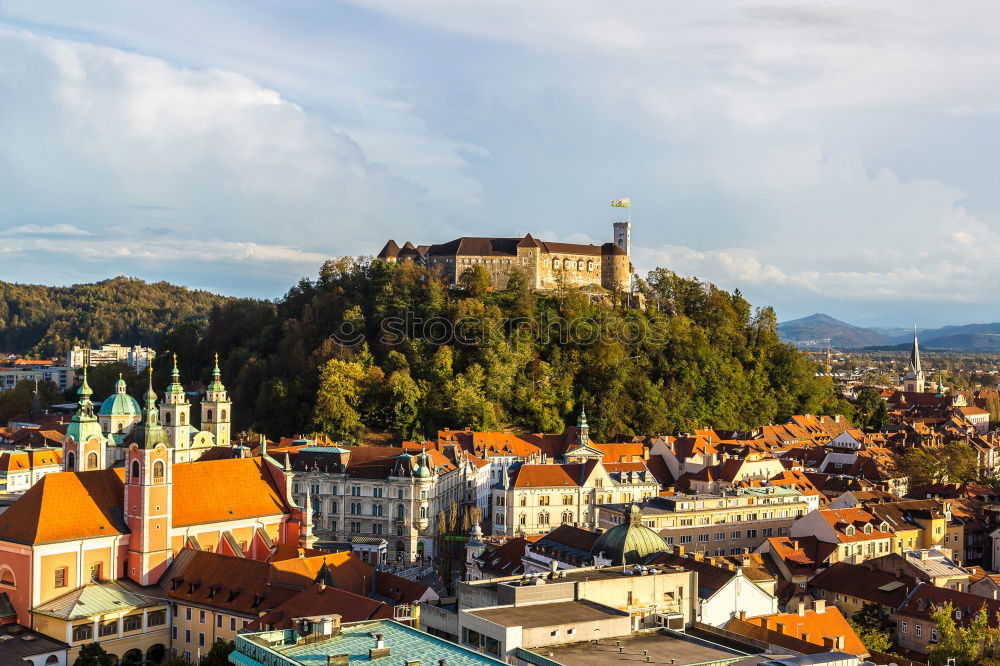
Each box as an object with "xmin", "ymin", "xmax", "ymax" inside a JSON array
[
  {"xmin": 99, "ymin": 375, "xmax": 141, "ymax": 416},
  {"xmin": 591, "ymin": 504, "xmax": 668, "ymax": 565},
  {"xmin": 99, "ymin": 392, "xmax": 141, "ymax": 416}
]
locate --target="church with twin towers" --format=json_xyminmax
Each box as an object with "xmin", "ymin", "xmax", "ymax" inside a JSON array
[
  {"xmin": 377, "ymin": 220, "xmax": 635, "ymax": 292},
  {"xmin": 62, "ymin": 353, "xmax": 233, "ymax": 473}
]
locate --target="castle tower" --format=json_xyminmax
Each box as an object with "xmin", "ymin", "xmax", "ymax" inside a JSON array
[
  {"xmin": 160, "ymin": 354, "xmax": 191, "ymax": 450},
  {"xmin": 201, "ymin": 354, "xmax": 232, "ymax": 447},
  {"xmin": 903, "ymin": 328, "xmax": 925, "ymax": 393},
  {"xmin": 613, "ymin": 220, "xmax": 631, "ymax": 256},
  {"xmin": 124, "ymin": 366, "xmax": 173, "ymax": 585},
  {"xmin": 64, "ymin": 360, "xmax": 106, "ymax": 472}
]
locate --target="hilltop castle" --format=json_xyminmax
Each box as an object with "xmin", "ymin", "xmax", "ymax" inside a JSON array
[{"xmin": 377, "ymin": 221, "xmax": 634, "ymax": 292}]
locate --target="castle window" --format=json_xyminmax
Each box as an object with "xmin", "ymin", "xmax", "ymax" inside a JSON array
[
  {"xmin": 87, "ymin": 452, "xmax": 98, "ymax": 470},
  {"xmin": 66, "ymin": 451, "xmax": 75, "ymax": 471},
  {"xmin": 577, "ymin": 260, "xmax": 583, "ymax": 270},
  {"xmin": 153, "ymin": 461, "xmax": 165, "ymax": 484},
  {"xmin": 164, "ymin": 412, "xmax": 172, "ymax": 425},
  {"xmin": 587, "ymin": 261, "xmax": 593, "ymax": 271},
  {"xmin": 221, "ymin": 409, "xmax": 227, "ymax": 421},
  {"xmin": 118, "ymin": 423, "xmax": 124, "ymax": 433},
  {"xmin": 207, "ymin": 409, "xmax": 213, "ymax": 421},
  {"xmin": 180, "ymin": 413, "xmax": 186, "ymax": 425},
  {"xmin": 131, "ymin": 460, "xmax": 141, "ymax": 481},
  {"xmin": 563, "ymin": 259, "xmax": 569, "ymax": 269},
  {"xmin": 552, "ymin": 259, "xmax": 558, "ymax": 269}
]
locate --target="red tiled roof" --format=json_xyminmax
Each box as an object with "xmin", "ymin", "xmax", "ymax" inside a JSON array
[
  {"xmin": 250, "ymin": 583, "xmax": 392, "ymax": 629},
  {"xmin": 0, "ymin": 457, "xmax": 290, "ymax": 545},
  {"xmin": 510, "ymin": 462, "xmax": 596, "ymax": 488}
]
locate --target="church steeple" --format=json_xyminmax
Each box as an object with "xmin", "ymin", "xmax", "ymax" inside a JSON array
[
  {"xmin": 202, "ymin": 353, "xmax": 232, "ymax": 447},
  {"xmin": 160, "ymin": 353, "xmax": 190, "ymax": 450},
  {"xmin": 577, "ymin": 407, "xmax": 589, "ymax": 449},
  {"xmin": 136, "ymin": 366, "xmax": 170, "ymax": 449},
  {"xmin": 904, "ymin": 327, "xmax": 925, "ymax": 393},
  {"xmin": 909, "ymin": 327, "xmax": 922, "ymax": 377},
  {"xmin": 125, "ymin": 363, "xmax": 174, "ymax": 586},
  {"xmin": 64, "ymin": 350, "xmax": 106, "ymax": 470}
]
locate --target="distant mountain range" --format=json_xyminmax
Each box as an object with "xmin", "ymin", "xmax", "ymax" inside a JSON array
[{"xmin": 778, "ymin": 313, "xmax": 1000, "ymax": 352}]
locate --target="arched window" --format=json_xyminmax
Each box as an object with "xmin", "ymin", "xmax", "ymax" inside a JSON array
[
  {"xmin": 87, "ymin": 452, "xmax": 98, "ymax": 470},
  {"xmin": 0, "ymin": 566, "xmax": 15, "ymax": 587},
  {"xmin": 221, "ymin": 409, "xmax": 227, "ymax": 421},
  {"xmin": 153, "ymin": 461, "xmax": 165, "ymax": 484},
  {"xmin": 45, "ymin": 656, "xmax": 59, "ymax": 665},
  {"xmin": 538, "ymin": 512, "xmax": 549, "ymax": 525},
  {"xmin": 66, "ymin": 451, "xmax": 75, "ymax": 472},
  {"xmin": 164, "ymin": 412, "xmax": 171, "ymax": 425},
  {"xmin": 519, "ymin": 513, "xmax": 527, "ymax": 525},
  {"xmin": 206, "ymin": 409, "xmax": 214, "ymax": 422},
  {"xmin": 131, "ymin": 460, "xmax": 140, "ymax": 481},
  {"xmin": 419, "ymin": 506, "xmax": 427, "ymax": 519},
  {"xmin": 396, "ymin": 504, "xmax": 405, "ymax": 520},
  {"xmin": 180, "ymin": 413, "xmax": 186, "ymax": 425},
  {"xmin": 117, "ymin": 423, "xmax": 124, "ymax": 433},
  {"xmin": 519, "ymin": 496, "xmax": 527, "ymax": 507},
  {"xmin": 373, "ymin": 504, "xmax": 383, "ymax": 517},
  {"xmin": 562, "ymin": 512, "xmax": 572, "ymax": 524}
]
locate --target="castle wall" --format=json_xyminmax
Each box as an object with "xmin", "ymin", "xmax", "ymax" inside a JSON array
[{"xmin": 536, "ymin": 253, "xmax": 604, "ymax": 290}]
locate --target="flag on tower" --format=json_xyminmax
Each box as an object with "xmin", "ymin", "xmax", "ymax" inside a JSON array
[{"xmin": 611, "ymin": 198, "xmax": 630, "ymax": 208}]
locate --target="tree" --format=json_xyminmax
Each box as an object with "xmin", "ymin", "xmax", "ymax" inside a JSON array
[
  {"xmin": 310, "ymin": 359, "xmax": 367, "ymax": 440},
  {"xmin": 201, "ymin": 639, "xmax": 235, "ymax": 666},
  {"xmin": 928, "ymin": 601, "xmax": 991, "ymax": 666},
  {"xmin": 74, "ymin": 643, "xmax": 115, "ymax": 666},
  {"xmin": 855, "ymin": 388, "xmax": 888, "ymax": 430},
  {"xmin": 850, "ymin": 603, "xmax": 895, "ymax": 654},
  {"xmin": 944, "ymin": 442, "xmax": 981, "ymax": 484},
  {"xmin": 900, "ymin": 447, "xmax": 941, "ymax": 486},
  {"xmin": 0, "ymin": 379, "xmax": 61, "ymax": 424},
  {"xmin": 458, "ymin": 265, "xmax": 491, "ymax": 298}
]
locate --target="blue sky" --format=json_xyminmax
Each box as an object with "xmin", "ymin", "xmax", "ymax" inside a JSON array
[{"xmin": 1, "ymin": 1, "xmax": 998, "ymax": 326}]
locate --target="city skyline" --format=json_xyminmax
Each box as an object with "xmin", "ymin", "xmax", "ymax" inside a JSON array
[{"xmin": 2, "ymin": 1, "xmax": 1000, "ymax": 326}]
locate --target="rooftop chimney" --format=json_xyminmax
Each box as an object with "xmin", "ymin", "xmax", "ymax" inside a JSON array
[
  {"xmin": 797, "ymin": 602, "xmax": 806, "ymax": 617},
  {"xmin": 813, "ymin": 599, "xmax": 826, "ymax": 614}
]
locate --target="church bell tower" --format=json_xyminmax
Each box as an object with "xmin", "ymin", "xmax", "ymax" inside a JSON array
[
  {"xmin": 125, "ymin": 366, "xmax": 174, "ymax": 585},
  {"xmin": 201, "ymin": 354, "xmax": 232, "ymax": 447}
]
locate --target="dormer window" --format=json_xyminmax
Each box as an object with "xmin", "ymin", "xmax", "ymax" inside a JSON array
[
  {"xmin": 864, "ymin": 524, "xmax": 873, "ymax": 534},
  {"xmin": 845, "ymin": 525, "xmax": 855, "ymax": 536}
]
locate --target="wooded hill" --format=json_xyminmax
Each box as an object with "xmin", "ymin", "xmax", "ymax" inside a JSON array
[
  {"xmin": 0, "ymin": 277, "xmax": 229, "ymax": 357},
  {"xmin": 157, "ymin": 258, "xmax": 851, "ymax": 442}
]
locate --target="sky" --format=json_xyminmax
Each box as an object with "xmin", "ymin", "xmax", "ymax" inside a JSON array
[{"xmin": 0, "ymin": 2, "xmax": 999, "ymax": 327}]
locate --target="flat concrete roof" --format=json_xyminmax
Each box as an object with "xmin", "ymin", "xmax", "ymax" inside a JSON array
[
  {"xmin": 531, "ymin": 630, "xmax": 750, "ymax": 666},
  {"xmin": 468, "ymin": 600, "xmax": 626, "ymax": 628}
]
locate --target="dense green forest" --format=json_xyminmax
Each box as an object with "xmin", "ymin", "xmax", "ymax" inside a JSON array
[
  {"xmin": 0, "ymin": 277, "xmax": 230, "ymax": 356},
  {"xmin": 157, "ymin": 258, "xmax": 851, "ymax": 442}
]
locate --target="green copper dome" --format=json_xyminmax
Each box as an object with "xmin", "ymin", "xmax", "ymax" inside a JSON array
[
  {"xmin": 591, "ymin": 504, "xmax": 668, "ymax": 565},
  {"xmin": 99, "ymin": 375, "xmax": 141, "ymax": 416},
  {"xmin": 99, "ymin": 392, "xmax": 141, "ymax": 417},
  {"xmin": 413, "ymin": 450, "xmax": 433, "ymax": 478}
]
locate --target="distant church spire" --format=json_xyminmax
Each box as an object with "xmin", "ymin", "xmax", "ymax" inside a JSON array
[
  {"xmin": 904, "ymin": 327, "xmax": 925, "ymax": 393},
  {"xmin": 577, "ymin": 407, "xmax": 589, "ymax": 448}
]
